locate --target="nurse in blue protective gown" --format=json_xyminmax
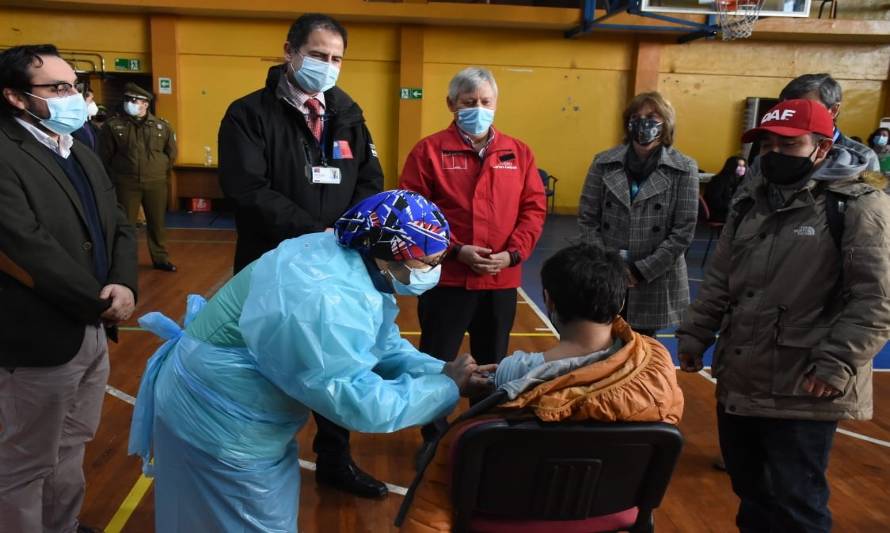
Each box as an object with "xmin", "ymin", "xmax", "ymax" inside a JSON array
[{"xmin": 128, "ymin": 190, "xmax": 483, "ymax": 532}]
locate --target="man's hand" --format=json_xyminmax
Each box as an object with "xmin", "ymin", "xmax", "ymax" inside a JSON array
[
  {"xmin": 442, "ymin": 354, "xmax": 479, "ymax": 395},
  {"xmin": 99, "ymin": 284, "xmax": 135, "ymax": 324},
  {"xmin": 679, "ymin": 352, "xmax": 703, "ymax": 372},
  {"xmin": 483, "ymin": 251, "xmax": 511, "ymax": 274},
  {"xmin": 458, "ymin": 246, "xmax": 511, "ymax": 275},
  {"xmin": 802, "ymin": 373, "xmax": 841, "ymax": 398},
  {"xmin": 465, "ymin": 363, "xmax": 498, "ymax": 399},
  {"xmin": 457, "ymin": 245, "xmax": 493, "ymax": 274}
]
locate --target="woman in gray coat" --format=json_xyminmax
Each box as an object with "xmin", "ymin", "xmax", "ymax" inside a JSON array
[{"xmin": 578, "ymin": 91, "xmax": 698, "ymax": 336}]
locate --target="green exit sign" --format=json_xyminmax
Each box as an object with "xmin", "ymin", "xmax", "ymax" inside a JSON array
[
  {"xmin": 400, "ymin": 87, "xmax": 423, "ymax": 100},
  {"xmin": 114, "ymin": 58, "xmax": 141, "ymax": 71}
]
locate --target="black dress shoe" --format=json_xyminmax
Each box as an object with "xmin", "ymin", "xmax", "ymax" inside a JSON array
[
  {"xmin": 315, "ymin": 460, "xmax": 388, "ymax": 498},
  {"xmin": 152, "ymin": 261, "xmax": 177, "ymax": 272}
]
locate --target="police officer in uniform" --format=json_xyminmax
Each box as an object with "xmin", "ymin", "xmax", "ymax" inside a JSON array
[{"xmin": 99, "ymin": 82, "xmax": 177, "ymax": 271}]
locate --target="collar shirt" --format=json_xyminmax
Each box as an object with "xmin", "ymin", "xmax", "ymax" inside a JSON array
[
  {"xmin": 279, "ymin": 72, "xmax": 326, "ymax": 120},
  {"xmin": 15, "ymin": 116, "xmax": 73, "ymax": 158},
  {"xmin": 458, "ymin": 126, "xmax": 496, "ymax": 158}
]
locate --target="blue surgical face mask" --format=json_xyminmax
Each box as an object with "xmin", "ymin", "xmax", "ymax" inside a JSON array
[
  {"xmin": 456, "ymin": 106, "xmax": 495, "ymax": 136},
  {"xmin": 390, "ymin": 264, "xmax": 441, "ymax": 296},
  {"xmin": 293, "ymin": 55, "xmax": 340, "ymax": 94},
  {"xmin": 25, "ymin": 92, "xmax": 87, "ymax": 135},
  {"xmin": 874, "ymin": 135, "xmax": 888, "ymax": 147}
]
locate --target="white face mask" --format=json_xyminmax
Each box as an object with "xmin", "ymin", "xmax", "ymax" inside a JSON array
[
  {"xmin": 124, "ymin": 101, "xmax": 143, "ymax": 117},
  {"xmin": 86, "ymin": 101, "xmax": 99, "ymax": 117}
]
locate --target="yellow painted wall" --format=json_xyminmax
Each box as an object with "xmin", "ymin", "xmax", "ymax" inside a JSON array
[
  {"xmin": 419, "ymin": 27, "xmax": 634, "ymax": 214},
  {"xmin": 0, "ymin": 8, "xmax": 149, "ymax": 72},
  {"xmin": 175, "ymin": 18, "xmax": 400, "ymax": 186},
  {"xmin": 3, "ymin": 6, "xmax": 889, "ymax": 212},
  {"xmin": 659, "ymin": 40, "xmax": 890, "ymax": 173}
]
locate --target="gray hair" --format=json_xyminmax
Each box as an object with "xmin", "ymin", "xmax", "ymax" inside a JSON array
[
  {"xmin": 447, "ymin": 67, "xmax": 498, "ymax": 103},
  {"xmin": 780, "ymin": 73, "xmax": 842, "ymax": 109}
]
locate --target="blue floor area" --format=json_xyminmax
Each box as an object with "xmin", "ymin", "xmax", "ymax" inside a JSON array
[{"xmin": 523, "ymin": 215, "xmax": 890, "ymax": 369}]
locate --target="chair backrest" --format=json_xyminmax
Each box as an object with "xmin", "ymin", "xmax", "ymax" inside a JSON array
[
  {"xmin": 538, "ymin": 168, "xmax": 551, "ymax": 188},
  {"xmin": 450, "ymin": 419, "xmax": 683, "ymax": 531},
  {"xmin": 697, "ymin": 194, "xmax": 711, "ymax": 222}
]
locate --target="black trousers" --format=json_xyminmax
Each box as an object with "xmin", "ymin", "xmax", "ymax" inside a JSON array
[
  {"xmin": 717, "ymin": 404, "xmax": 837, "ymax": 533},
  {"xmin": 417, "ymin": 286, "xmax": 518, "ymax": 365},
  {"xmin": 312, "ymin": 412, "xmax": 351, "ymax": 465},
  {"xmin": 417, "ymin": 286, "xmax": 517, "ymax": 441}
]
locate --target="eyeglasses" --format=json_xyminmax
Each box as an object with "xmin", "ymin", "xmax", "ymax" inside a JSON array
[
  {"xmin": 30, "ymin": 81, "xmax": 85, "ymax": 96},
  {"xmin": 407, "ymin": 252, "xmax": 447, "ymax": 273},
  {"xmin": 124, "ymin": 96, "xmax": 147, "ymax": 104}
]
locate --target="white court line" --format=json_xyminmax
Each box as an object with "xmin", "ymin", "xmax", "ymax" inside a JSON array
[
  {"xmin": 298, "ymin": 459, "xmax": 408, "ymax": 496},
  {"xmin": 693, "ymin": 370, "xmax": 889, "ymax": 449},
  {"xmin": 836, "ymin": 429, "xmax": 890, "ymax": 448},
  {"xmin": 106, "ymin": 385, "xmax": 136, "ymax": 405},
  {"xmin": 516, "ymin": 286, "xmax": 559, "ymax": 339}
]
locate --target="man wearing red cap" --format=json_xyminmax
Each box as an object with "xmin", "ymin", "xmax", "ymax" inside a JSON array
[{"xmin": 677, "ymin": 99, "xmax": 890, "ymax": 533}]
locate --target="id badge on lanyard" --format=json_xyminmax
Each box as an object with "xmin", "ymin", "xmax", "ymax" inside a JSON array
[{"xmin": 304, "ymin": 118, "xmax": 342, "ymax": 185}]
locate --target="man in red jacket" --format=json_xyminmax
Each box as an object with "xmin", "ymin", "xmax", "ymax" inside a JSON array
[{"xmin": 399, "ymin": 66, "xmax": 547, "ymax": 442}]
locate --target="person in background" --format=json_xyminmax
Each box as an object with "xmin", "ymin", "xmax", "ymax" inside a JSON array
[
  {"xmin": 779, "ymin": 73, "xmax": 880, "ymax": 172},
  {"xmin": 128, "ymin": 190, "xmax": 489, "ymax": 532},
  {"xmin": 91, "ymin": 103, "xmax": 108, "ymax": 130},
  {"xmin": 867, "ymin": 127, "xmax": 890, "ymax": 175},
  {"xmin": 399, "ymin": 243, "xmax": 684, "ymax": 532},
  {"xmin": 578, "ymin": 91, "xmax": 698, "ymax": 338},
  {"xmin": 678, "ymin": 99, "xmax": 890, "ymax": 533},
  {"xmin": 218, "ymin": 13, "xmax": 387, "ymax": 498},
  {"xmin": 0, "ymin": 44, "xmax": 137, "ymax": 533},
  {"xmin": 99, "ymin": 82, "xmax": 178, "ymax": 272},
  {"xmin": 399, "ymin": 66, "xmax": 547, "ymax": 448},
  {"xmin": 72, "ymin": 88, "xmax": 100, "ymax": 151},
  {"xmin": 703, "ymin": 155, "xmax": 746, "ymax": 222}
]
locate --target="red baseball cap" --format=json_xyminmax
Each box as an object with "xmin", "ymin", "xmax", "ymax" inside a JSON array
[{"xmin": 742, "ymin": 99, "xmax": 835, "ymax": 143}]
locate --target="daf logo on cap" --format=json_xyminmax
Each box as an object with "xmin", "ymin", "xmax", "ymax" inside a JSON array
[{"xmin": 762, "ymin": 109, "xmax": 797, "ymax": 123}]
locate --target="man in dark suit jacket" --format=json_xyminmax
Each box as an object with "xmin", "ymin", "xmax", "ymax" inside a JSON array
[
  {"xmin": 0, "ymin": 45, "xmax": 137, "ymax": 533},
  {"xmin": 218, "ymin": 14, "xmax": 386, "ymax": 499}
]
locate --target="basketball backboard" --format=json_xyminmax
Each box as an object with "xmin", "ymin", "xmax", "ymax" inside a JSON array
[{"xmin": 641, "ymin": 0, "xmax": 811, "ymax": 17}]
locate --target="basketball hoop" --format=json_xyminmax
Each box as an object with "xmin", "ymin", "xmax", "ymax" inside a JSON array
[{"xmin": 714, "ymin": 0, "xmax": 765, "ymax": 40}]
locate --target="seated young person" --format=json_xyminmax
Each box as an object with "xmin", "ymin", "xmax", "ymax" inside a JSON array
[{"xmin": 400, "ymin": 243, "xmax": 684, "ymax": 532}]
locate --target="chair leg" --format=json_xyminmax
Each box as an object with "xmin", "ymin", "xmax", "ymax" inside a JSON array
[
  {"xmin": 701, "ymin": 227, "xmax": 716, "ymax": 268},
  {"xmin": 629, "ymin": 510, "xmax": 654, "ymax": 533}
]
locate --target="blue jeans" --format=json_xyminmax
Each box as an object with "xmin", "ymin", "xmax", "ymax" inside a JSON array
[{"xmin": 717, "ymin": 404, "xmax": 837, "ymax": 533}]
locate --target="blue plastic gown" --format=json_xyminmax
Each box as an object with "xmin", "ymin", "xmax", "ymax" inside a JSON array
[{"xmin": 129, "ymin": 232, "xmax": 459, "ymax": 532}]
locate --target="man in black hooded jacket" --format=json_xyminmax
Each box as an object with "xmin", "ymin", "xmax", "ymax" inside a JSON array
[{"xmin": 218, "ymin": 13, "xmax": 385, "ymax": 498}]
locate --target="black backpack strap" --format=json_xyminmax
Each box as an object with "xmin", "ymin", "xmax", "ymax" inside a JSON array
[
  {"xmin": 824, "ymin": 189, "xmax": 846, "ymax": 251},
  {"xmin": 729, "ymin": 196, "xmax": 756, "ymax": 240}
]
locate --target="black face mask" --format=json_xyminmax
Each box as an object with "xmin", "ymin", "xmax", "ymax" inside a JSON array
[
  {"xmin": 760, "ymin": 147, "xmax": 818, "ymax": 186},
  {"xmin": 628, "ymin": 117, "xmax": 663, "ymax": 146}
]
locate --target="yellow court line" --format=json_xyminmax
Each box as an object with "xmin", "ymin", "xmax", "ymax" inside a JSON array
[{"xmin": 105, "ymin": 474, "xmax": 154, "ymax": 533}]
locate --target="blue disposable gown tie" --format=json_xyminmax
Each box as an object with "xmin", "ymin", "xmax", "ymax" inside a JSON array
[{"xmin": 128, "ymin": 232, "xmax": 459, "ymax": 531}]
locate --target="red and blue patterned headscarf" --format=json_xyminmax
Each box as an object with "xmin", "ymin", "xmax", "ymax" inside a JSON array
[{"xmin": 335, "ymin": 190, "xmax": 451, "ymax": 261}]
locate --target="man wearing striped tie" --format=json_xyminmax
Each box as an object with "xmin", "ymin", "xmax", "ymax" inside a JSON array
[{"xmin": 218, "ymin": 12, "xmax": 386, "ymax": 499}]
